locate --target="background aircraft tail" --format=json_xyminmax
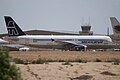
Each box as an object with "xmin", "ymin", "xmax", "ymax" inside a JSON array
[
  {"xmin": 4, "ymin": 16, "xmax": 26, "ymax": 37},
  {"xmin": 110, "ymin": 17, "xmax": 120, "ymax": 38}
]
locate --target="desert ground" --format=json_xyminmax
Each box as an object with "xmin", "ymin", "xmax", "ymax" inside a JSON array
[
  {"xmin": 17, "ymin": 62, "xmax": 120, "ymax": 80},
  {"xmin": 10, "ymin": 51, "xmax": 120, "ymax": 61},
  {"xmin": 9, "ymin": 51, "xmax": 120, "ymax": 80}
]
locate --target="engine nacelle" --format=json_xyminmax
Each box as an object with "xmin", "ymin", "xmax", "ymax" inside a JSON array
[
  {"xmin": 19, "ymin": 47, "xmax": 30, "ymax": 51},
  {"xmin": 74, "ymin": 45, "xmax": 87, "ymax": 51}
]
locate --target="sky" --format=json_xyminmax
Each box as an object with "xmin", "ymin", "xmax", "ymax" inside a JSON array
[{"xmin": 0, "ymin": 0, "xmax": 120, "ymax": 34}]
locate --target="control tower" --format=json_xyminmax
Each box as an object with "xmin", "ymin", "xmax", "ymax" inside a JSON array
[{"xmin": 79, "ymin": 24, "xmax": 93, "ymax": 35}]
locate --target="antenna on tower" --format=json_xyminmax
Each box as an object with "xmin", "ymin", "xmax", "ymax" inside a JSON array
[
  {"xmin": 81, "ymin": 17, "xmax": 84, "ymax": 26},
  {"xmin": 107, "ymin": 27, "xmax": 109, "ymax": 36},
  {"xmin": 88, "ymin": 16, "xmax": 91, "ymax": 26}
]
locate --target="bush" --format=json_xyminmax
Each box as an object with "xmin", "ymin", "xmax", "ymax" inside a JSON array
[
  {"xmin": 0, "ymin": 47, "xmax": 22, "ymax": 80},
  {"xmin": 75, "ymin": 59, "xmax": 87, "ymax": 63},
  {"xmin": 62, "ymin": 62, "xmax": 73, "ymax": 66},
  {"xmin": 95, "ymin": 58, "xmax": 102, "ymax": 62},
  {"xmin": 35, "ymin": 58, "xmax": 46, "ymax": 64},
  {"xmin": 13, "ymin": 58, "xmax": 24, "ymax": 64},
  {"xmin": 112, "ymin": 58, "xmax": 119, "ymax": 65},
  {"xmin": 106, "ymin": 58, "xmax": 119, "ymax": 65}
]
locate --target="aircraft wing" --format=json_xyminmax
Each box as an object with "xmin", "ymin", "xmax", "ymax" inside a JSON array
[{"xmin": 51, "ymin": 39, "xmax": 87, "ymax": 47}]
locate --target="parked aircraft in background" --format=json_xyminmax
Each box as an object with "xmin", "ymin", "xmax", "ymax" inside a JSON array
[
  {"xmin": 0, "ymin": 38, "xmax": 26, "ymax": 49},
  {"xmin": 3, "ymin": 16, "xmax": 112, "ymax": 51},
  {"xmin": 0, "ymin": 38, "xmax": 9, "ymax": 44},
  {"xmin": 110, "ymin": 17, "xmax": 120, "ymax": 40}
]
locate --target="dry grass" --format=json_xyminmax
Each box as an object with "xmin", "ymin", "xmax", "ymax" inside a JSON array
[{"xmin": 9, "ymin": 51, "xmax": 120, "ymax": 62}]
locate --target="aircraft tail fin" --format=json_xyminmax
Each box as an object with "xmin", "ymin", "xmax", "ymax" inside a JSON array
[
  {"xmin": 4, "ymin": 16, "xmax": 26, "ymax": 37},
  {"xmin": 110, "ymin": 17, "xmax": 120, "ymax": 37}
]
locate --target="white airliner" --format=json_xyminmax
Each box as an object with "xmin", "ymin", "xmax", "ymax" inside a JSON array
[{"xmin": 3, "ymin": 16, "xmax": 112, "ymax": 51}]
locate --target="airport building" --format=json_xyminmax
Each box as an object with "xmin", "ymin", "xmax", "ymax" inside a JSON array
[{"xmin": 79, "ymin": 24, "xmax": 93, "ymax": 35}]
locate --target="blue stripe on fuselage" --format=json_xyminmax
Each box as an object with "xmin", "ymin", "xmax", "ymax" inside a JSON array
[{"xmin": 33, "ymin": 39, "xmax": 51, "ymax": 42}]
